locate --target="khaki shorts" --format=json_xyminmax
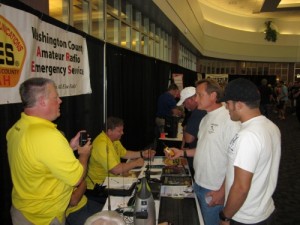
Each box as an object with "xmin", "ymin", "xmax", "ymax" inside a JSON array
[{"xmin": 11, "ymin": 205, "xmax": 65, "ymax": 225}]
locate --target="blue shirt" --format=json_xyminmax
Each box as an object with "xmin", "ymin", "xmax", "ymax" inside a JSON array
[
  {"xmin": 185, "ymin": 109, "xmax": 206, "ymax": 148},
  {"xmin": 156, "ymin": 92, "xmax": 177, "ymax": 117}
]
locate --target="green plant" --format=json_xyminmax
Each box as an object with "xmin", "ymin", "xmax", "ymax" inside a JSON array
[{"xmin": 264, "ymin": 21, "xmax": 277, "ymax": 42}]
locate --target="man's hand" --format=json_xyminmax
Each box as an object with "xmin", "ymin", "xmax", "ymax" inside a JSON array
[
  {"xmin": 141, "ymin": 149, "xmax": 156, "ymax": 159},
  {"xmin": 207, "ymin": 189, "xmax": 225, "ymax": 207},
  {"xmin": 220, "ymin": 220, "xmax": 230, "ymax": 225},
  {"xmin": 77, "ymin": 139, "xmax": 92, "ymax": 159},
  {"xmin": 69, "ymin": 130, "xmax": 90, "ymax": 151},
  {"xmin": 164, "ymin": 147, "xmax": 182, "ymax": 159},
  {"xmin": 133, "ymin": 157, "xmax": 145, "ymax": 167}
]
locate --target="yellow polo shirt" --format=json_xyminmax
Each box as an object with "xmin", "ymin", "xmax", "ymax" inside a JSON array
[
  {"xmin": 86, "ymin": 131, "xmax": 126, "ymax": 189},
  {"xmin": 7, "ymin": 113, "xmax": 83, "ymax": 225}
]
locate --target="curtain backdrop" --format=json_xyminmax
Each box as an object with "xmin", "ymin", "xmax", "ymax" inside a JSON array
[
  {"xmin": 105, "ymin": 44, "xmax": 197, "ymax": 150},
  {"xmin": 106, "ymin": 44, "xmax": 169, "ymax": 149}
]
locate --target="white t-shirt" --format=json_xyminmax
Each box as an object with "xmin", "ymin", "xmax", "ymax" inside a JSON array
[
  {"xmin": 225, "ymin": 115, "xmax": 281, "ymax": 223},
  {"xmin": 194, "ymin": 105, "xmax": 241, "ymax": 190}
]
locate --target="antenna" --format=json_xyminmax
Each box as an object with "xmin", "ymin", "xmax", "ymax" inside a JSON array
[
  {"xmin": 145, "ymin": 151, "xmax": 151, "ymax": 181},
  {"xmin": 106, "ymin": 143, "xmax": 111, "ymax": 211},
  {"xmin": 153, "ymin": 138, "xmax": 157, "ymax": 154},
  {"xmin": 145, "ymin": 138, "xmax": 157, "ymax": 181}
]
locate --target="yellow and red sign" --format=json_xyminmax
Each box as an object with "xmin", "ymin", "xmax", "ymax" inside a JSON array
[
  {"xmin": 0, "ymin": 15, "xmax": 26, "ymax": 87},
  {"xmin": 0, "ymin": 4, "xmax": 91, "ymax": 104}
]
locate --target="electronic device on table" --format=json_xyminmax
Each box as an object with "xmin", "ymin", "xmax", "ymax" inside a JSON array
[{"xmin": 134, "ymin": 177, "xmax": 156, "ymax": 225}]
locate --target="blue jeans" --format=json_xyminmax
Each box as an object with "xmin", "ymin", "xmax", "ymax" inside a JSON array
[
  {"xmin": 231, "ymin": 210, "xmax": 276, "ymax": 225},
  {"xmin": 193, "ymin": 183, "xmax": 223, "ymax": 225},
  {"xmin": 66, "ymin": 199, "xmax": 103, "ymax": 225}
]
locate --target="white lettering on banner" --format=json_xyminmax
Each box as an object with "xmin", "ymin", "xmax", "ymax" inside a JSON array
[{"xmin": 0, "ymin": 4, "xmax": 92, "ymax": 104}]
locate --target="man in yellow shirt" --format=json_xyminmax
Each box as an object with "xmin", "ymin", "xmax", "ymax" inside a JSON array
[
  {"xmin": 85, "ymin": 116, "xmax": 156, "ymax": 202},
  {"xmin": 7, "ymin": 77, "xmax": 92, "ymax": 225}
]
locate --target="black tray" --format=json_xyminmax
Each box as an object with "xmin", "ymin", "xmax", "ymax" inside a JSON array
[
  {"xmin": 104, "ymin": 182, "xmax": 137, "ymax": 196},
  {"xmin": 162, "ymin": 166, "xmax": 189, "ymax": 176},
  {"xmin": 161, "ymin": 176, "xmax": 192, "ymax": 186}
]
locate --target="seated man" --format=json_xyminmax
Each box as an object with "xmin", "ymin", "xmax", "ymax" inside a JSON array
[{"xmin": 85, "ymin": 116, "xmax": 156, "ymax": 202}]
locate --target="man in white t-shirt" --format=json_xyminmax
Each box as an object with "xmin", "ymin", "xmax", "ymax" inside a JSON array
[
  {"xmin": 165, "ymin": 79, "xmax": 240, "ymax": 225},
  {"xmin": 219, "ymin": 78, "xmax": 281, "ymax": 225}
]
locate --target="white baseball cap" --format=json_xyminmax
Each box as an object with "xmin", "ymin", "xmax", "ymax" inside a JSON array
[{"xmin": 177, "ymin": 86, "xmax": 196, "ymax": 106}]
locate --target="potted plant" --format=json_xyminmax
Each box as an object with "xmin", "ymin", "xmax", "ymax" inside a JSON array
[{"xmin": 264, "ymin": 21, "xmax": 277, "ymax": 42}]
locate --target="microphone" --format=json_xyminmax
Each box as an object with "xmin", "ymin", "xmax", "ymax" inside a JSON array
[
  {"xmin": 145, "ymin": 139, "xmax": 157, "ymax": 181},
  {"xmin": 145, "ymin": 153, "xmax": 151, "ymax": 181},
  {"xmin": 127, "ymin": 184, "xmax": 138, "ymax": 206}
]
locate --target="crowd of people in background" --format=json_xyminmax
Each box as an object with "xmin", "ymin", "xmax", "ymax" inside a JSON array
[{"xmin": 257, "ymin": 79, "xmax": 300, "ymax": 123}]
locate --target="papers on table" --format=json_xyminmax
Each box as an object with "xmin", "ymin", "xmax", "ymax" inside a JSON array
[{"xmin": 160, "ymin": 185, "xmax": 194, "ymax": 198}]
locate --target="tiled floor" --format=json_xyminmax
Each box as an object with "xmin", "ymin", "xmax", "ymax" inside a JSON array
[{"xmin": 271, "ymin": 109, "xmax": 300, "ymax": 225}]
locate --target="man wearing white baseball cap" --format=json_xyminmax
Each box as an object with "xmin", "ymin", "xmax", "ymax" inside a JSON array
[
  {"xmin": 177, "ymin": 87, "xmax": 206, "ymax": 149},
  {"xmin": 177, "ymin": 86, "xmax": 196, "ymax": 106},
  {"xmin": 177, "ymin": 87, "xmax": 206, "ymax": 176}
]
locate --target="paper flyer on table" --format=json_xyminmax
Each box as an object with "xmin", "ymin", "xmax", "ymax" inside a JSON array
[{"xmin": 160, "ymin": 185, "xmax": 195, "ymax": 198}]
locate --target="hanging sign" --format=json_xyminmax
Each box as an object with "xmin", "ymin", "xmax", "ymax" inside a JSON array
[{"xmin": 0, "ymin": 4, "xmax": 91, "ymax": 104}]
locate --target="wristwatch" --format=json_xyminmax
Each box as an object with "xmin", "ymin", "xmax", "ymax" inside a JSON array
[
  {"xmin": 219, "ymin": 211, "xmax": 232, "ymax": 222},
  {"xmin": 183, "ymin": 149, "xmax": 187, "ymax": 158}
]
